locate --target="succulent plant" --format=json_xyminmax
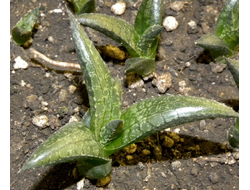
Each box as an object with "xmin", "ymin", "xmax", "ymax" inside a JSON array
[
  {"xmin": 11, "ymin": 6, "xmax": 40, "ymax": 46},
  {"xmin": 76, "ymin": 0, "xmax": 164, "ymax": 77},
  {"xmin": 20, "ymin": 10, "xmax": 239, "ymax": 181},
  {"xmin": 195, "ymin": 0, "xmax": 239, "ymax": 63}
]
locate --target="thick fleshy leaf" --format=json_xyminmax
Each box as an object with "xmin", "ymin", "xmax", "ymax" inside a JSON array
[
  {"xmin": 134, "ymin": 0, "xmax": 163, "ymax": 35},
  {"xmin": 76, "ymin": 13, "xmax": 140, "ymax": 57},
  {"xmin": 104, "ymin": 95, "xmax": 239, "ymax": 155},
  {"xmin": 125, "ymin": 57, "xmax": 155, "ymax": 77},
  {"xmin": 215, "ymin": 0, "xmax": 239, "ymax": 50},
  {"xmin": 21, "ymin": 122, "xmax": 108, "ymax": 170},
  {"xmin": 12, "ymin": 6, "xmax": 40, "ymax": 45},
  {"xmin": 100, "ymin": 120, "xmax": 124, "ymax": 145},
  {"xmin": 228, "ymin": 118, "xmax": 239, "ymax": 148},
  {"xmin": 70, "ymin": 0, "xmax": 96, "ymax": 14},
  {"xmin": 77, "ymin": 157, "xmax": 112, "ymax": 179},
  {"xmin": 225, "ymin": 58, "xmax": 239, "ymax": 88},
  {"xmin": 68, "ymin": 11, "xmax": 122, "ymax": 141},
  {"xmin": 138, "ymin": 25, "xmax": 164, "ymax": 57},
  {"xmin": 195, "ymin": 34, "xmax": 232, "ymax": 60},
  {"xmin": 81, "ymin": 109, "xmax": 91, "ymax": 128}
]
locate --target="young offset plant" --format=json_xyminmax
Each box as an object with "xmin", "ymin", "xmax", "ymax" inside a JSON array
[
  {"xmin": 20, "ymin": 10, "xmax": 239, "ymax": 181},
  {"xmin": 75, "ymin": 0, "xmax": 164, "ymax": 77},
  {"xmin": 195, "ymin": 0, "xmax": 239, "ymax": 148},
  {"xmin": 195, "ymin": 0, "xmax": 239, "ymax": 63},
  {"xmin": 11, "ymin": 6, "xmax": 40, "ymax": 46}
]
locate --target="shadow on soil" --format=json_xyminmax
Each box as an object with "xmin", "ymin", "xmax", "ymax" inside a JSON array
[{"xmin": 30, "ymin": 134, "xmax": 229, "ymax": 190}]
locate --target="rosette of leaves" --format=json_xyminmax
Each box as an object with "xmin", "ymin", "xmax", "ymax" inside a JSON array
[
  {"xmin": 20, "ymin": 11, "xmax": 239, "ymax": 181},
  {"xmin": 75, "ymin": 0, "xmax": 164, "ymax": 77},
  {"xmin": 195, "ymin": 0, "xmax": 239, "ymax": 63},
  {"xmin": 11, "ymin": 6, "xmax": 40, "ymax": 45}
]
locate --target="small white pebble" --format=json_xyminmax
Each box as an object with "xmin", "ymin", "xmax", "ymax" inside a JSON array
[
  {"xmin": 185, "ymin": 62, "xmax": 191, "ymax": 67},
  {"xmin": 174, "ymin": 128, "xmax": 180, "ymax": 134},
  {"xmin": 111, "ymin": 2, "xmax": 126, "ymax": 15},
  {"xmin": 178, "ymin": 80, "xmax": 186, "ymax": 87},
  {"xmin": 69, "ymin": 115, "xmax": 81, "ymax": 123},
  {"xmin": 152, "ymin": 72, "xmax": 172, "ymax": 93},
  {"xmin": 68, "ymin": 85, "xmax": 77, "ymax": 94},
  {"xmin": 32, "ymin": 115, "xmax": 49, "ymax": 129},
  {"xmin": 45, "ymin": 73, "xmax": 51, "ymax": 78},
  {"xmin": 171, "ymin": 161, "xmax": 182, "ymax": 171},
  {"xmin": 40, "ymin": 13, "xmax": 46, "ymax": 17},
  {"xmin": 20, "ymin": 80, "xmax": 26, "ymax": 87},
  {"xmin": 77, "ymin": 178, "xmax": 85, "ymax": 190},
  {"xmin": 41, "ymin": 101, "xmax": 48, "ymax": 107},
  {"xmin": 163, "ymin": 16, "xmax": 178, "ymax": 31},
  {"xmin": 188, "ymin": 20, "xmax": 197, "ymax": 30},
  {"xmin": 14, "ymin": 56, "xmax": 29, "ymax": 70},
  {"xmin": 48, "ymin": 36, "xmax": 55, "ymax": 44}
]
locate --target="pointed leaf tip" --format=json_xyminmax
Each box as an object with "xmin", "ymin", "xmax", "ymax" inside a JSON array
[{"xmin": 21, "ymin": 122, "xmax": 107, "ymax": 171}]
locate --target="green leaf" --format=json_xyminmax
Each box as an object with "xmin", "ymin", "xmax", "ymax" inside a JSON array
[
  {"xmin": 134, "ymin": 0, "xmax": 164, "ymax": 35},
  {"xmin": 76, "ymin": 13, "xmax": 140, "ymax": 57},
  {"xmin": 138, "ymin": 25, "xmax": 164, "ymax": 57},
  {"xmin": 70, "ymin": 0, "xmax": 96, "ymax": 14},
  {"xmin": 215, "ymin": 0, "xmax": 239, "ymax": 50},
  {"xmin": 104, "ymin": 95, "xmax": 239, "ymax": 155},
  {"xmin": 11, "ymin": 6, "xmax": 40, "ymax": 45},
  {"xmin": 68, "ymin": 11, "xmax": 122, "ymax": 141},
  {"xmin": 100, "ymin": 120, "xmax": 124, "ymax": 145},
  {"xmin": 21, "ymin": 122, "xmax": 109, "ymax": 170},
  {"xmin": 77, "ymin": 159, "xmax": 112, "ymax": 179},
  {"xmin": 82, "ymin": 109, "xmax": 91, "ymax": 128},
  {"xmin": 228, "ymin": 118, "xmax": 239, "ymax": 148},
  {"xmin": 225, "ymin": 58, "xmax": 239, "ymax": 88},
  {"xmin": 125, "ymin": 57, "xmax": 155, "ymax": 77},
  {"xmin": 195, "ymin": 34, "xmax": 232, "ymax": 60}
]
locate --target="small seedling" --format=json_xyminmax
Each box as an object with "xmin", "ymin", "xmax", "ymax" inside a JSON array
[
  {"xmin": 20, "ymin": 11, "xmax": 239, "ymax": 181},
  {"xmin": 195, "ymin": 0, "xmax": 239, "ymax": 63},
  {"xmin": 11, "ymin": 6, "xmax": 40, "ymax": 46},
  {"xmin": 76, "ymin": 0, "xmax": 164, "ymax": 77},
  {"xmin": 195, "ymin": 0, "xmax": 239, "ymax": 148}
]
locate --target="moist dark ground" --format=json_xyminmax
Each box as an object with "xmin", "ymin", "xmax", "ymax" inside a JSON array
[{"xmin": 10, "ymin": 0, "xmax": 239, "ymax": 189}]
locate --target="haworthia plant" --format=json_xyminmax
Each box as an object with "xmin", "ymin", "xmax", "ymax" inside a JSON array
[
  {"xmin": 195, "ymin": 0, "xmax": 239, "ymax": 62},
  {"xmin": 76, "ymin": 0, "xmax": 164, "ymax": 77},
  {"xmin": 196, "ymin": 0, "xmax": 239, "ymax": 148},
  {"xmin": 20, "ymin": 10, "xmax": 239, "ymax": 181},
  {"xmin": 11, "ymin": 6, "xmax": 40, "ymax": 45}
]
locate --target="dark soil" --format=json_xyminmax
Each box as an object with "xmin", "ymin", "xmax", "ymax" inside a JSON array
[{"xmin": 10, "ymin": 0, "xmax": 239, "ymax": 189}]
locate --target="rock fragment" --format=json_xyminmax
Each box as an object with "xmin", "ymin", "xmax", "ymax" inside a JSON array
[
  {"xmin": 163, "ymin": 16, "xmax": 178, "ymax": 31},
  {"xmin": 152, "ymin": 72, "xmax": 172, "ymax": 93},
  {"xmin": 14, "ymin": 56, "xmax": 29, "ymax": 70},
  {"xmin": 32, "ymin": 115, "xmax": 49, "ymax": 129},
  {"xmin": 111, "ymin": 2, "xmax": 126, "ymax": 15}
]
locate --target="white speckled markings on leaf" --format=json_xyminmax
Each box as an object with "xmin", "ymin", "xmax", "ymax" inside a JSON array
[
  {"xmin": 104, "ymin": 95, "xmax": 239, "ymax": 155},
  {"xmin": 21, "ymin": 122, "xmax": 109, "ymax": 170},
  {"xmin": 68, "ymin": 11, "xmax": 122, "ymax": 142},
  {"xmin": 77, "ymin": 13, "xmax": 140, "ymax": 57}
]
